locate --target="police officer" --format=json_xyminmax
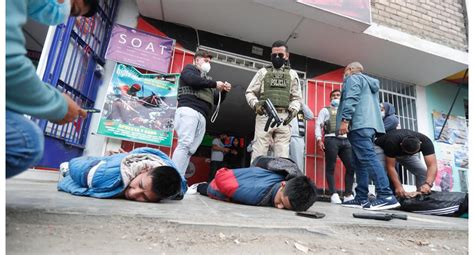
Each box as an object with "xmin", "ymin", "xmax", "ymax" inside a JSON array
[
  {"xmin": 245, "ymin": 40, "xmax": 302, "ymax": 163},
  {"xmin": 316, "ymin": 89, "xmax": 354, "ymax": 204},
  {"xmin": 171, "ymin": 50, "xmax": 231, "ymax": 176}
]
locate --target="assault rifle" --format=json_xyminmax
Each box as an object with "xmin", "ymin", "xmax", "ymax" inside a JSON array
[
  {"xmin": 353, "ymin": 212, "xmax": 408, "ymax": 221},
  {"xmin": 263, "ymin": 99, "xmax": 283, "ymax": 132}
]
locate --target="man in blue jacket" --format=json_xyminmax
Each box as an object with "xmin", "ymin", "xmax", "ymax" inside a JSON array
[
  {"xmin": 195, "ymin": 156, "xmax": 318, "ymax": 211},
  {"xmin": 58, "ymin": 147, "xmax": 187, "ymax": 202},
  {"xmin": 6, "ymin": 0, "xmax": 98, "ymax": 178},
  {"xmin": 336, "ymin": 62, "xmax": 399, "ymax": 211}
]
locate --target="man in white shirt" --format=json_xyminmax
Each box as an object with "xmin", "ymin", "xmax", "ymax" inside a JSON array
[
  {"xmin": 316, "ymin": 89, "xmax": 354, "ymax": 204},
  {"xmin": 209, "ymin": 134, "xmax": 229, "ymax": 181}
]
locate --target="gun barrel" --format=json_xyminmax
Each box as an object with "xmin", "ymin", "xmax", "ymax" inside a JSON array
[
  {"xmin": 353, "ymin": 213, "xmax": 392, "ymax": 221},
  {"xmin": 264, "ymin": 116, "xmax": 273, "ymax": 132},
  {"xmin": 390, "ymin": 214, "xmax": 408, "ymax": 220}
]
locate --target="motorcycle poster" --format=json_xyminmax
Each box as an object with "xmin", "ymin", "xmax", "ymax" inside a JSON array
[{"xmin": 97, "ymin": 63, "xmax": 179, "ymax": 146}]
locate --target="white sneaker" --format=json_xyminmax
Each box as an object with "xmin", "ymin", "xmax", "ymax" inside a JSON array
[
  {"xmin": 330, "ymin": 193, "xmax": 342, "ymax": 204},
  {"xmin": 58, "ymin": 162, "xmax": 69, "ymax": 182},
  {"xmin": 343, "ymin": 194, "xmax": 354, "ymax": 203},
  {"xmin": 186, "ymin": 182, "xmax": 207, "ymax": 195}
]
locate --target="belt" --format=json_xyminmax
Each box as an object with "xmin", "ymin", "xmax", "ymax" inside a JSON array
[{"xmin": 275, "ymin": 108, "xmax": 288, "ymax": 113}]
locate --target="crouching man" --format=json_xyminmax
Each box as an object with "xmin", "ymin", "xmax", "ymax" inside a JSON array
[{"xmin": 58, "ymin": 147, "xmax": 187, "ymax": 202}]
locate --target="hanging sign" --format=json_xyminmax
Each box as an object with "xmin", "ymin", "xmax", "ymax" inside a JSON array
[{"xmin": 105, "ymin": 24, "xmax": 174, "ymax": 73}]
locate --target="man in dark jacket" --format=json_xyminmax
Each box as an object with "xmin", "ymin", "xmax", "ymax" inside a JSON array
[
  {"xmin": 380, "ymin": 102, "xmax": 399, "ymax": 133},
  {"xmin": 196, "ymin": 157, "xmax": 318, "ymax": 211},
  {"xmin": 171, "ymin": 50, "xmax": 231, "ymax": 176}
]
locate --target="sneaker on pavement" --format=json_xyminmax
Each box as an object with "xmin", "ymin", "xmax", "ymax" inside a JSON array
[
  {"xmin": 363, "ymin": 196, "xmax": 401, "ymax": 211},
  {"xmin": 343, "ymin": 194, "xmax": 354, "ymax": 203},
  {"xmin": 341, "ymin": 198, "xmax": 369, "ymax": 208},
  {"xmin": 186, "ymin": 182, "xmax": 207, "ymax": 195},
  {"xmin": 368, "ymin": 193, "xmax": 376, "ymax": 201},
  {"xmin": 330, "ymin": 193, "xmax": 342, "ymax": 204},
  {"xmin": 58, "ymin": 162, "xmax": 69, "ymax": 182}
]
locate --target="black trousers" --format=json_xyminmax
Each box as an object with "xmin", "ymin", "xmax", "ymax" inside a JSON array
[
  {"xmin": 208, "ymin": 161, "xmax": 224, "ymax": 182},
  {"xmin": 324, "ymin": 137, "xmax": 354, "ymax": 195}
]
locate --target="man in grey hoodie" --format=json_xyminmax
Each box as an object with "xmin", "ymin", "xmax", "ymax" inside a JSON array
[{"xmin": 336, "ymin": 62, "xmax": 399, "ymax": 211}]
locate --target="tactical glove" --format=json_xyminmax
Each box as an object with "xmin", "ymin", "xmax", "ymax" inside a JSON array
[
  {"xmin": 283, "ymin": 109, "xmax": 298, "ymax": 125},
  {"xmin": 255, "ymin": 101, "xmax": 265, "ymax": 115}
]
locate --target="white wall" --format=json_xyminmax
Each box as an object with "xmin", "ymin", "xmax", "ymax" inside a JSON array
[
  {"xmin": 83, "ymin": 0, "xmax": 140, "ymax": 156},
  {"xmin": 415, "ymin": 85, "xmax": 430, "ymax": 136}
]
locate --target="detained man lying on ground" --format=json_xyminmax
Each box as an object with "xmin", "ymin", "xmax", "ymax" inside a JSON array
[
  {"xmin": 193, "ymin": 156, "xmax": 318, "ymax": 211},
  {"xmin": 57, "ymin": 147, "xmax": 187, "ymax": 202}
]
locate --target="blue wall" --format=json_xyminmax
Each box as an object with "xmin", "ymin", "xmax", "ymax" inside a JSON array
[
  {"xmin": 424, "ymin": 80, "xmax": 468, "ymax": 192},
  {"xmin": 425, "ymin": 80, "xmax": 468, "ymax": 140}
]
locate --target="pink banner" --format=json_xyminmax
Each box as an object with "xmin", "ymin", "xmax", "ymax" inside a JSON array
[{"xmin": 105, "ymin": 24, "xmax": 174, "ymax": 73}]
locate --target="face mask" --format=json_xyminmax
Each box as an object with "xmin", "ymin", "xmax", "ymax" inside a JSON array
[
  {"xmin": 331, "ymin": 99, "xmax": 340, "ymax": 107},
  {"xmin": 271, "ymin": 55, "xmax": 285, "ymax": 69},
  {"xmin": 28, "ymin": 0, "xmax": 72, "ymax": 26},
  {"xmin": 381, "ymin": 111, "xmax": 385, "ymax": 118},
  {"xmin": 200, "ymin": 62, "xmax": 211, "ymax": 73}
]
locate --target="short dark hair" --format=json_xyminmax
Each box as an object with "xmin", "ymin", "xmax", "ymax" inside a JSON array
[
  {"xmin": 284, "ymin": 176, "xmax": 317, "ymax": 211},
  {"xmin": 194, "ymin": 50, "xmax": 213, "ymax": 60},
  {"xmin": 401, "ymin": 136, "xmax": 422, "ymax": 154},
  {"xmin": 83, "ymin": 0, "xmax": 99, "ymax": 17},
  {"xmin": 329, "ymin": 89, "xmax": 341, "ymax": 99},
  {"xmin": 149, "ymin": 166, "xmax": 182, "ymax": 201},
  {"xmin": 272, "ymin": 40, "xmax": 288, "ymax": 52}
]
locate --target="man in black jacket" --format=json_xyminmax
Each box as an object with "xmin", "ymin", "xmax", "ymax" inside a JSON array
[{"xmin": 171, "ymin": 50, "xmax": 231, "ymax": 176}]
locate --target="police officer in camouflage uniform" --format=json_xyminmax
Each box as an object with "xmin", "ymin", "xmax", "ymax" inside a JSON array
[
  {"xmin": 245, "ymin": 41, "xmax": 302, "ymax": 164},
  {"xmin": 316, "ymin": 89, "xmax": 354, "ymax": 204},
  {"xmin": 172, "ymin": 50, "xmax": 231, "ymax": 176}
]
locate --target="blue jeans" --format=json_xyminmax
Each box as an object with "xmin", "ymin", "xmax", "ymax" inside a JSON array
[
  {"xmin": 348, "ymin": 128, "xmax": 393, "ymax": 200},
  {"xmin": 171, "ymin": 107, "xmax": 206, "ymax": 176},
  {"xmin": 6, "ymin": 110, "xmax": 44, "ymax": 178},
  {"xmin": 376, "ymin": 144, "xmax": 427, "ymax": 188}
]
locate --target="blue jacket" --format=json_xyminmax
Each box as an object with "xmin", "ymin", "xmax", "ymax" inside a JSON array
[
  {"xmin": 336, "ymin": 73, "xmax": 385, "ymax": 134},
  {"xmin": 6, "ymin": 0, "xmax": 67, "ymax": 120},
  {"xmin": 207, "ymin": 167, "xmax": 284, "ymax": 207},
  {"xmin": 58, "ymin": 148, "xmax": 187, "ymax": 199},
  {"xmin": 382, "ymin": 102, "xmax": 399, "ymax": 133}
]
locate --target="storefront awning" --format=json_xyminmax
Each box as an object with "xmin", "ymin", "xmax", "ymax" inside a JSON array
[{"xmin": 136, "ymin": 0, "xmax": 468, "ymax": 85}]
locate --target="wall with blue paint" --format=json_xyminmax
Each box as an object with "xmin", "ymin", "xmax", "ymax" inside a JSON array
[{"xmin": 425, "ymin": 80, "xmax": 468, "ymax": 192}]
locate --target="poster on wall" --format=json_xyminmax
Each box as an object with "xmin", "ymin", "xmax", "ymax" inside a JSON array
[
  {"xmin": 97, "ymin": 64, "xmax": 179, "ymax": 146},
  {"xmin": 434, "ymin": 160, "xmax": 453, "ymax": 192},
  {"xmin": 454, "ymin": 147, "xmax": 468, "ymax": 168},
  {"xmin": 105, "ymin": 24, "xmax": 175, "ymax": 74},
  {"xmin": 458, "ymin": 169, "xmax": 468, "ymax": 192},
  {"xmin": 432, "ymin": 111, "xmax": 468, "ymax": 192},
  {"xmin": 432, "ymin": 111, "xmax": 468, "ymax": 145}
]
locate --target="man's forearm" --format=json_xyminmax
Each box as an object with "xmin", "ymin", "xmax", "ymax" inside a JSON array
[
  {"xmin": 425, "ymin": 165, "xmax": 437, "ymax": 185},
  {"xmin": 386, "ymin": 166, "xmax": 402, "ymax": 189}
]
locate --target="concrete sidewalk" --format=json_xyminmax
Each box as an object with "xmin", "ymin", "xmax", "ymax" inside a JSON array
[{"xmin": 6, "ymin": 170, "xmax": 469, "ymax": 254}]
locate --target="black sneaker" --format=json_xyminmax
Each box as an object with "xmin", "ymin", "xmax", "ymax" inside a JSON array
[
  {"xmin": 363, "ymin": 196, "xmax": 401, "ymax": 211},
  {"xmin": 341, "ymin": 198, "xmax": 369, "ymax": 208}
]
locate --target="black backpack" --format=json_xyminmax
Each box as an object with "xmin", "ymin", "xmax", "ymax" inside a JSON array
[{"xmin": 399, "ymin": 191, "xmax": 468, "ymax": 217}]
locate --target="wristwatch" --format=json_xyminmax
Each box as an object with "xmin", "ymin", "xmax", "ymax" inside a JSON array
[{"xmin": 341, "ymin": 118, "xmax": 350, "ymax": 123}]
